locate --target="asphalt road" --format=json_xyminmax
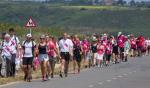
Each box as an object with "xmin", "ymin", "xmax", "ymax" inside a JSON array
[{"xmin": 1, "ymin": 56, "xmax": 150, "ymax": 88}]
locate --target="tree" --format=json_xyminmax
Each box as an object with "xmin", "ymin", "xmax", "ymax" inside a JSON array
[
  {"xmin": 130, "ymin": 0, "xmax": 136, "ymax": 6},
  {"xmin": 117, "ymin": 0, "xmax": 125, "ymax": 6}
]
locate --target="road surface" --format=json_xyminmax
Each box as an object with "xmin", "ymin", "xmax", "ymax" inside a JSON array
[{"xmin": 1, "ymin": 56, "xmax": 150, "ymax": 88}]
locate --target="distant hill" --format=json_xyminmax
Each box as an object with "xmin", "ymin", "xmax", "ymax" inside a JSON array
[{"xmin": 0, "ymin": 2, "xmax": 150, "ymax": 36}]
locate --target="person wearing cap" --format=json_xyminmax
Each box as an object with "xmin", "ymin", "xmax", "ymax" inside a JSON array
[
  {"xmin": 35, "ymin": 35, "xmax": 49, "ymax": 81},
  {"xmin": 59, "ymin": 33, "xmax": 73, "ymax": 77},
  {"xmin": 22, "ymin": 34, "xmax": 36, "ymax": 82},
  {"xmin": 9, "ymin": 28, "xmax": 20, "ymax": 77},
  {"xmin": 1, "ymin": 34, "xmax": 16, "ymax": 77}
]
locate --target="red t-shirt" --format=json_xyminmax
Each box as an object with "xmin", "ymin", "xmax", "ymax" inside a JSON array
[
  {"xmin": 82, "ymin": 40, "xmax": 89, "ymax": 53},
  {"xmin": 47, "ymin": 41, "xmax": 56, "ymax": 57},
  {"xmin": 117, "ymin": 35, "xmax": 125, "ymax": 48},
  {"xmin": 130, "ymin": 38, "xmax": 136, "ymax": 49}
]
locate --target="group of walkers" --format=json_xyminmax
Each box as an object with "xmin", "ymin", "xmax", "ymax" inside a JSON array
[{"xmin": 0, "ymin": 28, "xmax": 150, "ymax": 82}]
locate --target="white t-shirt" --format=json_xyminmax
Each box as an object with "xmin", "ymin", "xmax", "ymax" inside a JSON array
[
  {"xmin": 1, "ymin": 40, "xmax": 16, "ymax": 57},
  {"xmin": 10, "ymin": 35, "xmax": 20, "ymax": 54},
  {"xmin": 146, "ymin": 40, "xmax": 150, "ymax": 46},
  {"xmin": 22, "ymin": 41, "xmax": 36, "ymax": 57},
  {"xmin": 59, "ymin": 39, "xmax": 73, "ymax": 52},
  {"xmin": 11, "ymin": 35, "xmax": 20, "ymax": 44}
]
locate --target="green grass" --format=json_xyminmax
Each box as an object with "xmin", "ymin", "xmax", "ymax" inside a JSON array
[{"xmin": 0, "ymin": 2, "xmax": 150, "ymax": 36}]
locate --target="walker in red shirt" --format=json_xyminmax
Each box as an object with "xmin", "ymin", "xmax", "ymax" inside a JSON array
[{"xmin": 96, "ymin": 41, "xmax": 105, "ymax": 67}]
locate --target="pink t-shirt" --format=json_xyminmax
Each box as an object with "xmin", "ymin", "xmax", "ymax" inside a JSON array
[
  {"xmin": 82, "ymin": 40, "xmax": 89, "ymax": 53},
  {"xmin": 97, "ymin": 44, "xmax": 105, "ymax": 55},
  {"xmin": 137, "ymin": 36, "xmax": 145, "ymax": 47},
  {"xmin": 105, "ymin": 43, "xmax": 112, "ymax": 55},
  {"xmin": 117, "ymin": 35, "xmax": 125, "ymax": 48},
  {"xmin": 130, "ymin": 39, "xmax": 136, "ymax": 49},
  {"xmin": 102, "ymin": 40, "xmax": 108, "ymax": 48},
  {"xmin": 47, "ymin": 41, "xmax": 56, "ymax": 57}
]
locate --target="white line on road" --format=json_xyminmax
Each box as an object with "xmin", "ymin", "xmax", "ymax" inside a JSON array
[
  {"xmin": 133, "ymin": 71, "xmax": 136, "ymax": 73},
  {"xmin": 88, "ymin": 85, "xmax": 94, "ymax": 88},
  {"xmin": 106, "ymin": 80, "xmax": 112, "ymax": 82},
  {"xmin": 112, "ymin": 77, "xmax": 117, "ymax": 80},
  {"xmin": 117, "ymin": 75, "xmax": 123, "ymax": 78},
  {"xmin": 129, "ymin": 72, "xmax": 133, "ymax": 74},
  {"xmin": 123, "ymin": 74, "xmax": 127, "ymax": 76},
  {"xmin": 98, "ymin": 82, "xmax": 103, "ymax": 85}
]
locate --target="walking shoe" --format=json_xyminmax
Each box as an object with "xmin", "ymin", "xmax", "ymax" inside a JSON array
[
  {"xmin": 24, "ymin": 74, "xmax": 27, "ymax": 81},
  {"xmin": 46, "ymin": 75, "xmax": 51, "ymax": 80},
  {"xmin": 51, "ymin": 73, "xmax": 54, "ymax": 78},
  {"xmin": 65, "ymin": 74, "xmax": 68, "ymax": 77},
  {"xmin": 59, "ymin": 73, "xmax": 63, "ymax": 78},
  {"xmin": 42, "ymin": 76, "xmax": 47, "ymax": 82}
]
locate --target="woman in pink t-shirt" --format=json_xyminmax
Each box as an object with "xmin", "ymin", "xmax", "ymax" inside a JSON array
[
  {"xmin": 130, "ymin": 34, "xmax": 137, "ymax": 57},
  {"xmin": 105, "ymin": 41, "xmax": 113, "ymax": 66},
  {"xmin": 47, "ymin": 36, "xmax": 59, "ymax": 78},
  {"xmin": 96, "ymin": 41, "xmax": 105, "ymax": 67},
  {"xmin": 81, "ymin": 38, "xmax": 90, "ymax": 68}
]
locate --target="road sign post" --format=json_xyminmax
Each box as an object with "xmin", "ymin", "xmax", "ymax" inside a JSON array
[{"xmin": 25, "ymin": 16, "xmax": 37, "ymax": 34}]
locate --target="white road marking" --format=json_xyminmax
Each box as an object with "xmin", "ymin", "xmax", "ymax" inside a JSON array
[
  {"xmin": 129, "ymin": 72, "xmax": 133, "ymax": 74},
  {"xmin": 117, "ymin": 75, "xmax": 123, "ymax": 78},
  {"xmin": 133, "ymin": 71, "xmax": 136, "ymax": 73},
  {"xmin": 88, "ymin": 85, "xmax": 94, "ymax": 88},
  {"xmin": 112, "ymin": 77, "xmax": 117, "ymax": 80},
  {"xmin": 123, "ymin": 74, "xmax": 127, "ymax": 76},
  {"xmin": 106, "ymin": 80, "xmax": 112, "ymax": 82},
  {"xmin": 98, "ymin": 82, "xmax": 103, "ymax": 85}
]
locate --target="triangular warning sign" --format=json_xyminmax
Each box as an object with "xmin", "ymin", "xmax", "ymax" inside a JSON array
[{"xmin": 25, "ymin": 17, "xmax": 37, "ymax": 27}]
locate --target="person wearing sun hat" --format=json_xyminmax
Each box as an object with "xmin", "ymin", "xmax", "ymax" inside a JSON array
[{"xmin": 22, "ymin": 33, "xmax": 36, "ymax": 82}]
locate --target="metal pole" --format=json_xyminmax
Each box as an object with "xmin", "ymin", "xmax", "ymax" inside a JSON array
[{"xmin": 30, "ymin": 28, "xmax": 32, "ymax": 34}]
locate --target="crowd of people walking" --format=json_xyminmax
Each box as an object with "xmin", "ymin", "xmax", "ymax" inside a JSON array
[{"xmin": 0, "ymin": 28, "xmax": 150, "ymax": 82}]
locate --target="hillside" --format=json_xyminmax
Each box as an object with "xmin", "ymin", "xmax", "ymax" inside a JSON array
[{"xmin": 0, "ymin": 2, "xmax": 150, "ymax": 36}]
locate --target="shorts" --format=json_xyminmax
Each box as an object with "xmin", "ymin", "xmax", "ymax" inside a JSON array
[
  {"xmin": 23, "ymin": 57, "xmax": 33, "ymax": 65},
  {"xmin": 49, "ymin": 56, "xmax": 57, "ymax": 63},
  {"xmin": 113, "ymin": 47, "xmax": 119, "ymax": 55},
  {"xmin": 86, "ymin": 52, "xmax": 92, "ymax": 60},
  {"xmin": 124, "ymin": 49, "xmax": 130, "ymax": 55},
  {"xmin": 73, "ymin": 54, "xmax": 81, "ymax": 62},
  {"xmin": 38, "ymin": 54, "xmax": 49, "ymax": 62},
  {"xmin": 119, "ymin": 47, "xmax": 124, "ymax": 53},
  {"xmin": 96, "ymin": 53, "xmax": 104, "ymax": 60},
  {"xmin": 106, "ymin": 54, "xmax": 111, "ymax": 61},
  {"xmin": 60, "ymin": 52, "xmax": 70, "ymax": 61}
]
